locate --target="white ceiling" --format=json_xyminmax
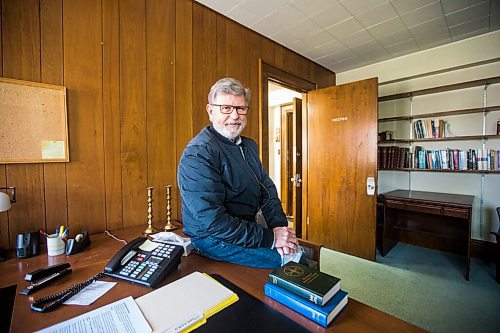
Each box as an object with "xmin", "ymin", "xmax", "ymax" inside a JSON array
[
  {"xmin": 195, "ymin": 0, "xmax": 500, "ymax": 73},
  {"xmin": 268, "ymin": 82, "xmax": 302, "ymax": 106}
]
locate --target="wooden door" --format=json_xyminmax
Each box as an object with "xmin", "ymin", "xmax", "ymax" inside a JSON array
[
  {"xmin": 291, "ymin": 98, "xmax": 303, "ymax": 238},
  {"xmin": 306, "ymin": 78, "xmax": 378, "ymax": 260},
  {"xmin": 280, "ymin": 104, "xmax": 293, "ymax": 217},
  {"xmin": 279, "ymin": 98, "xmax": 303, "ymax": 237}
]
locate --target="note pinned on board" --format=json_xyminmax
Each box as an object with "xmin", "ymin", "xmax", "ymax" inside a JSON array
[{"xmin": 42, "ymin": 140, "xmax": 66, "ymax": 159}]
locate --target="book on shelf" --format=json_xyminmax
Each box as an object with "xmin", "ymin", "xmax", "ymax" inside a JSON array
[
  {"xmin": 264, "ymin": 282, "xmax": 348, "ymax": 328},
  {"xmin": 269, "ymin": 262, "xmax": 341, "ymax": 306},
  {"xmin": 378, "ymin": 146, "xmax": 410, "ymax": 170},
  {"xmin": 411, "ymin": 147, "xmax": 500, "ymax": 171},
  {"xmin": 413, "ymin": 119, "xmax": 446, "ymax": 139}
]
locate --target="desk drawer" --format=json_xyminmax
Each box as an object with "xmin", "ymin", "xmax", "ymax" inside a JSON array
[
  {"xmin": 386, "ymin": 200, "xmax": 442, "ymax": 215},
  {"xmin": 443, "ymin": 207, "xmax": 470, "ymax": 219},
  {"xmin": 385, "ymin": 200, "xmax": 406, "ymax": 210},
  {"xmin": 385, "ymin": 199, "xmax": 470, "ymax": 219},
  {"xmin": 404, "ymin": 203, "xmax": 442, "ymax": 215}
]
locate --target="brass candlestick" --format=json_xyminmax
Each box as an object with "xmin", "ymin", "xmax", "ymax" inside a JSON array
[
  {"xmin": 143, "ymin": 186, "xmax": 157, "ymax": 235},
  {"xmin": 163, "ymin": 185, "xmax": 178, "ymax": 231}
]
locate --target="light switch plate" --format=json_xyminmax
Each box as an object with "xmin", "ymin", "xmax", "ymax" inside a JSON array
[{"xmin": 367, "ymin": 177, "xmax": 375, "ymax": 195}]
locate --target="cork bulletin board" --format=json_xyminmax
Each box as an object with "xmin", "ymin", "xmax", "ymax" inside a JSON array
[{"xmin": 0, "ymin": 77, "xmax": 69, "ymax": 163}]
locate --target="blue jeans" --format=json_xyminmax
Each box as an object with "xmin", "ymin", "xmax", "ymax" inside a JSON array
[{"xmin": 191, "ymin": 236, "xmax": 282, "ymax": 269}]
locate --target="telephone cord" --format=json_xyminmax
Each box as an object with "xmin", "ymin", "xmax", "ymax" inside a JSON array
[{"xmin": 30, "ymin": 271, "xmax": 105, "ymax": 313}]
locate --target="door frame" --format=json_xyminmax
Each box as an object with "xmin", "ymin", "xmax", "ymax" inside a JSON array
[{"xmin": 258, "ymin": 60, "xmax": 317, "ymax": 238}]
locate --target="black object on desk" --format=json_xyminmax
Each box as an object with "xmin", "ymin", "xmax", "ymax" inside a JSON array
[
  {"xmin": 104, "ymin": 237, "xmax": 183, "ymax": 288},
  {"xmin": 199, "ymin": 274, "xmax": 309, "ymax": 333},
  {"xmin": 19, "ymin": 268, "xmax": 72, "ymax": 295},
  {"xmin": 16, "ymin": 231, "xmax": 40, "ymax": 258},
  {"xmin": 24, "ymin": 262, "xmax": 71, "ymax": 282},
  {"xmin": 20, "ymin": 263, "xmax": 72, "ymax": 295},
  {"xmin": 66, "ymin": 230, "xmax": 91, "ymax": 255}
]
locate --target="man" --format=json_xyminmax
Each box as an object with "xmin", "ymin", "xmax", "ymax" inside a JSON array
[{"xmin": 177, "ymin": 77, "xmax": 298, "ymax": 268}]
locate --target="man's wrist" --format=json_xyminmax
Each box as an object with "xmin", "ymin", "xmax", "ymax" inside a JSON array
[{"xmin": 261, "ymin": 229, "xmax": 275, "ymax": 248}]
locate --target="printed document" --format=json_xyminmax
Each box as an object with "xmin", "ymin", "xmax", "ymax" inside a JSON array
[{"xmin": 36, "ymin": 296, "xmax": 151, "ymax": 333}]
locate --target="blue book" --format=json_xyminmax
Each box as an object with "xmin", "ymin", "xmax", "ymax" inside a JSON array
[{"xmin": 264, "ymin": 282, "xmax": 348, "ymax": 327}]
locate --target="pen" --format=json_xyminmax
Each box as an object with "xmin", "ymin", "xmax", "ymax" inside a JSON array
[
  {"xmin": 39, "ymin": 229, "xmax": 49, "ymax": 238},
  {"xmin": 61, "ymin": 227, "xmax": 70, "ymax": 238},
  {"xmin": 59, "ymin": 225, "xmax": 65, "ymax": 237}
]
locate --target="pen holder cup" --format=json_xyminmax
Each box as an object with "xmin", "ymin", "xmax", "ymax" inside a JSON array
[{"xmin": 47, "ymin": 235, "xmax": 65, "ymax": 256}]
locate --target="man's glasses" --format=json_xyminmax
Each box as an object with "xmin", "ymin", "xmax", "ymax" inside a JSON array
[{"xmin": 210, "ymin": 104, "xmax": 249, "ymax": 115}]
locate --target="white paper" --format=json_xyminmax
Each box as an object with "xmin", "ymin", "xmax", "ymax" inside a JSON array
[
  {"xmin": 139, "ymin": 239, "xmax": 160, "ymax": 252},
  {"xmin": 150, "ymin": 232, "xmax": 194, "ymax": 256},
  {"xmin": 281, "ymin": 246, "xmax": 304, "ymax": 266},
  {"xmin": 36, "ymin": 296, "xmax": 151, "ymax": 333},
  {"xmin": 42, "ymin": 140, "xmax": 65, "ymax": 159},
  {"xmin": 64, "ymin": 281, "xmax": 117, "ymax": 306}
]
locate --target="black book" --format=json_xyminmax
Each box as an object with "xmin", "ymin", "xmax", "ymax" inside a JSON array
[{"xmin": 269, "ymin": 262, "xmax": 340, "ymax": 306}]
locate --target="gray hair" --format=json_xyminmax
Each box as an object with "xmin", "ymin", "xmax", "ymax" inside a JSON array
[{"xmin": 208, "ymin": 77, "xmax": 251, "ymax": 105}]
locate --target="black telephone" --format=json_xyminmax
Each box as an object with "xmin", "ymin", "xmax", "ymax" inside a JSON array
[
  {"xmin": 30, "ymin": 236, "xmax": 184, "ymax": 312},
  {"xmin": 104, "ymin": 236, "xmax": 183, "ymax": 288}
]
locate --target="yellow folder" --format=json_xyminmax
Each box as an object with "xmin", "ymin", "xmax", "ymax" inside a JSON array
[{"xmin": 135, "ymin": 271, "xmax": 238, "ymax": 333}]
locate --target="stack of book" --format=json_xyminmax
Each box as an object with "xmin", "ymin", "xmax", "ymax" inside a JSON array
[
  {"xmin": 413, "ymin": 119, "xmax": 446, "ymax": 139},
  {"xmin": 378, "ymin": 146, "xmax": 411, "ymax": 169},
  {"xmin": 264, "ymin": 262, "xmax": 348, "ymax": 328},
  {"xmin": 413, "ymin": 147, "xmax": 500, "ymax": 170}
]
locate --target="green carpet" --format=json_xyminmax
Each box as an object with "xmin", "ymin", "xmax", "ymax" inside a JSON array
[{"xmin": 320, "ymin": 243, "xmax": 500, "ymax": 333}]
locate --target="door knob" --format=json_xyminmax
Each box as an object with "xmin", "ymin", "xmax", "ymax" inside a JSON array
[{"xmin": 290, "ymin": 174, "xmax": 302, "ymax": 188}]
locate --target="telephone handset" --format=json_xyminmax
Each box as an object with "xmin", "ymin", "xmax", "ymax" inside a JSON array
[
  {"xmin": 104, "ymin": 236, "xmax": 183, "ymax": 288},
  {"xmin": 104, "ymin": 237, "xmax": 145, "ymax": 271}
]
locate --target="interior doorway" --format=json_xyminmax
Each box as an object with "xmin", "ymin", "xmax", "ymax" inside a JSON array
[
  {"xmin": 260, "ymin": 61, "xmax": 377, "ymax": 261},
  {"xmin": 267, "ymin": 83, "xmax": 302, "ymax": 233},
  {"xmin": 259, "ymin": 60, "xmax": 317, "ymax": 239}
]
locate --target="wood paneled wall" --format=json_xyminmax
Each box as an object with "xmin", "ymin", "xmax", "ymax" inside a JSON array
[{"xmin": 0, "ymin": 0, "xmax": 335, "ymax": 249}]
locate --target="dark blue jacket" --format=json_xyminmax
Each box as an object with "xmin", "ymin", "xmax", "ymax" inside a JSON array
[{"xmin": 177, "ymin": 126, "xmax": 287, "ymax": 248}]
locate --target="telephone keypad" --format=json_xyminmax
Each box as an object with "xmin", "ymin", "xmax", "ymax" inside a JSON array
[
  {"xmin": 105, "ymin": 237, "xmax": 183, "ymax": 288},
  {"xmin": 152, "ymin": 243, "xmax": 175, "ymax": 258}
]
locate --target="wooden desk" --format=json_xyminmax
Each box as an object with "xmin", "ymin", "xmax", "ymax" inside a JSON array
[
  {"xmin": 0, "ymin": 226, "xmax": 425, "ymax": 333},
  {"xmin": 380, "ymin": 190, "xmax": 474, "ymax": 280}
]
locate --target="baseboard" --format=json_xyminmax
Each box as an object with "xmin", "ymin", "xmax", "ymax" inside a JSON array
[
  {"xmin": 396, "ymin": 231, "xmax": 496, "ymax": 262},
  {"xmin": 471, "ymin": 238, "xmax": 497, "ymax": 262}
]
